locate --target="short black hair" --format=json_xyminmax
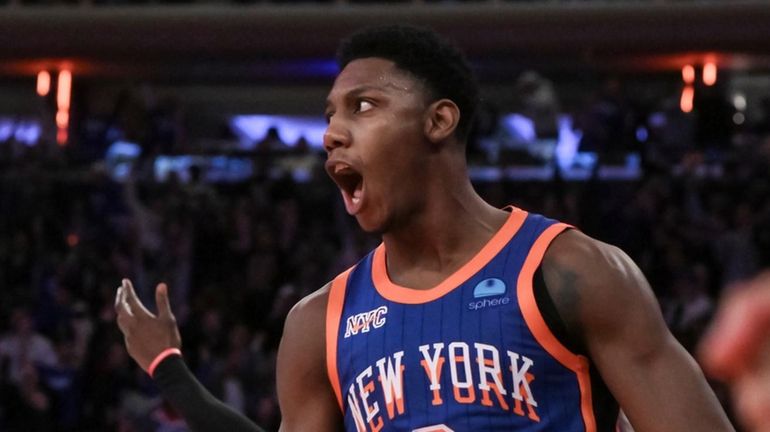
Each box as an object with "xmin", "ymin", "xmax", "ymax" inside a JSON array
[{"xmin": 337, "ymin": 24, "xmax": 479, "ymax": 142}]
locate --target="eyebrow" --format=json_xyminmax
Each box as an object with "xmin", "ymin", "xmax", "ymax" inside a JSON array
[{"xmin": 324, "ymin": 82, "xmax": 409, "ymax": 112}]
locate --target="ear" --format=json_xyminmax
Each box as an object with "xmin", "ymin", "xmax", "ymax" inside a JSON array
[{"xmin": 423, "ymin": 99, "xmax": 460, "ymax": 144}]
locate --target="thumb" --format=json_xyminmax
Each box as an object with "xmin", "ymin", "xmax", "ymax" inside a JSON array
[{"xmin": 155, "ymin": 283, "xmax": 174, "ymax": 319}]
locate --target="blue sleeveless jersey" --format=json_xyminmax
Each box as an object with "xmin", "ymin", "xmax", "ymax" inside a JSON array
[{"xmin": 326, "ymin": 209, "xmax": 604, "ymax": 432}]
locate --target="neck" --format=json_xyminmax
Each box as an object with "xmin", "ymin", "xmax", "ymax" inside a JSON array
[{"xmin": 381, "ymin": 156, "xmax": 509, "ymax": 289}]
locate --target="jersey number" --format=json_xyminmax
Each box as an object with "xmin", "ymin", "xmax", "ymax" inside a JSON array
[{"xmin": 412, "ymin": 425, "xmax": 454, "ymax": 432}]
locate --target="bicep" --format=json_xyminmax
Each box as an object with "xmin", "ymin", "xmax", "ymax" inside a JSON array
[
  {"xmin": 580, "ymin": 244, "xmax": 671, "ymax": 365},
  {"xmin": 276, "ymin": 288, "xmax": 343, "ymax": 432},
  {"xmin": 581, "ymin": 261, "xmax": 704, "ymax": 429}
]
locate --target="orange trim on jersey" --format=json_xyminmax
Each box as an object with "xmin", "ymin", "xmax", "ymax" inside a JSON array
[
  {"xmin": 326, "ymin": 267, "xmax": 354, "ymax": 412},
  {"xmin": 517, "ymin": 223, "xmax": 597, "ymax": 432},
  {"xmin": 373, "ymin": 208, "xmax": 528, "ymax": 304}
]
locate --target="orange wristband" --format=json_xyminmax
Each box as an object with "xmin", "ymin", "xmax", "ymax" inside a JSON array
[{"xmin": 148, "ymin": 348, "xmax": 182, "ymax": 378}]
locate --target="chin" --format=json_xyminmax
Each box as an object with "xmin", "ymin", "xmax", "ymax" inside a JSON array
[
  {"xmin": 354, "ymin": 210, "xmax": 389, "ymax": 235},
  {"xmin": 355, "ymin": 217, "xmax": 386, "ymax": 235}
]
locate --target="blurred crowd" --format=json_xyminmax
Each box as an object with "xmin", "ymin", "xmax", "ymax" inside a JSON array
[{"xmin": 1, "ymin": 74, "xmax": 770, "ymax": 432}]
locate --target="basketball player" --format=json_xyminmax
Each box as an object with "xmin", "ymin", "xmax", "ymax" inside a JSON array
[
  {"xmin": 116, "ymin": 25, "xmax": 734, "ymax": 431},
  {"xmin": 701, "ymin": 272, "xmax": 770, "ymax": 432}
]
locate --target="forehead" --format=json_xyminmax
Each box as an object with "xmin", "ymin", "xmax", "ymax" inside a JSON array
[{"xmin": 326, "ymin": 57, "xmax": 422, "ymax": 102}]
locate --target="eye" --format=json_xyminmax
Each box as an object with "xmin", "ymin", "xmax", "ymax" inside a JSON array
[
  {"xmin": 355, "ymin": 100, "xmax": 374, "ymax": 114},
  {"xmin": 324, "ymin": 111, "xmax": 334, "ymax": 124}
]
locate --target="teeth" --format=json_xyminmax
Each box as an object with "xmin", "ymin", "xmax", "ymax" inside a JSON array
[{"xmin": 334, "ymin": 163, "xmax": 350, "ymax": 174}]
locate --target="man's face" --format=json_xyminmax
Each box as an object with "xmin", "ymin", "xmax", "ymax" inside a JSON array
[{"xmin": 324, "ymin": 58, "xmax": 431, "ymax": 233}]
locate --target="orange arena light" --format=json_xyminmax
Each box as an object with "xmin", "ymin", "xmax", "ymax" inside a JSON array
[
  {"xmin": 56, "ymin": 69, "xmax": 72, "ymax": 146},
  {"xmin": 56, "ymin": 128, "xmax": 68, "ymax": 146},
  {"xmin": 57, "ymin": 70, "xmax": 72, "ymax": 111},
  {"xmin": 703, "ymin": 62, "xmax": 717, "ymax": 86},
  {"xmin": 680, "ymin": 86, "xmax": 694, "ymax": 113},
  {"xmin": 56, "ymin": 110, "xmax": 69, "ymax": 129},
  {"xmin": 682, "ymin": 65, "xmax": 695, "ymax": 85},
  {"xmin": 37, "ymin": 71, "xmax": 51, "ymax": 97}
]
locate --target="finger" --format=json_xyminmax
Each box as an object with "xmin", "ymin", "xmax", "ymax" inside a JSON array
[
  {"xmin": 116, "ymin": 311, "xmax": 132, "ymax": 334},
  {"xmin": 122, "ymin": 279, "xmax": 154, "ymax": 318},
  {"xmin": 116, "ymin": 290, "xmax": 134, "ymax": 333},
  {"xmin": 115, "ymin": 284, "xmax": 134, "ymax": 318},
  {"xmin": 155, "ymin": 283, "xmax": 174, "ymax": 319}
]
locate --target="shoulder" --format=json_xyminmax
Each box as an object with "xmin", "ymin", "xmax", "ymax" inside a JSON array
[
  {"xmin": 540, "ymin": 229, "xmax": 660, "ymax": 341},
  {"xmin": 284, "ymin": 282, "xmax": 332, "ymax": 337},
  {"xmin": 543, "ymin": 229, "xmax": 635, "ymax": 283},
  {"xmin": 543, "ymin": 229, "xmax": 643, "ymax": 294},
  {"xmin": 278, "ymin": 282, "xmax": 333, "ymax": 387},
  {"xmin": 285, "ymin": 262, "xmax": 358, "ymax": 336}
]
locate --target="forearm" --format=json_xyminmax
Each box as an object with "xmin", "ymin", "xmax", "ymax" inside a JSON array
[{"xmin": 153, "ymin": 356, "xmax": 267, "ymax": 432}]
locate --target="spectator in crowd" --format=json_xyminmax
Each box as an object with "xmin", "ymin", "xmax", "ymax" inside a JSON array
[{"xmin": 0, "ymin": 307, "xmax": 59, "ymax": 386}]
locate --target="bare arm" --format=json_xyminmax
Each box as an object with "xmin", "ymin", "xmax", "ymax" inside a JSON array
[
  {"xmin": 542, "ymin": 230, "xmax": 734, "ymax": 432},
  {"xmin": 277, "ymin": 283, "xmax": 344, "ymax": 432}
]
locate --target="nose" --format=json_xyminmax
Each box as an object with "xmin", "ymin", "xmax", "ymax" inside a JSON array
[{"xmin": 323, "ymin": 119, "xmax": 350, "ymax": 153}]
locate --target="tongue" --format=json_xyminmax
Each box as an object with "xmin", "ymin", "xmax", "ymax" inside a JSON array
[{"xmin": 343, "ymin": 183, "xmax": 364, "ymax": 215}]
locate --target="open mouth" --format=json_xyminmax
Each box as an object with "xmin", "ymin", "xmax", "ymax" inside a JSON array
[{"xmin": 327, "ymin": 161, "xmax": 365, "ymax": 214}]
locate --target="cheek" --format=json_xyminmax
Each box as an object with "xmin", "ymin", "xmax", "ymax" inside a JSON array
[
  {"xmin": 356, "ymin": 123, "xmax": 409, "ymax": 164},
  {"xmin": 378, "ymin": 121, "xmax": 424, "ymax": 161},
  {"xmin": 355, "ymin": 112, "xmax": 425, "ymax": 189}
]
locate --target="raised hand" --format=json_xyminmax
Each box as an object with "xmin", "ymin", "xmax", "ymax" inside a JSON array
[{"xmin": 115, "ymin": 279, "xmax": 182, "ymax": 373}]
